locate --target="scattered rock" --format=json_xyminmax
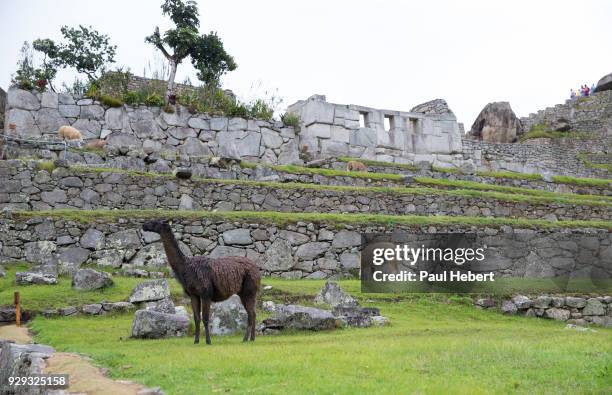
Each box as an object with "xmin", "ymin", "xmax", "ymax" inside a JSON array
[
  {"xmin": 511, "ymin": 295, "xmax": 532, "ymax": 310},
  {"xmin": 59, "ymin": 306, "xmax": 78, "ymax": 316},
  {"xmin": 15, "ymin": 265, "xmax": 57, "ymax": 285},
  {"xmin": 141, "ymin": 297, "xmax": 175, "ymax": 314},
  {"xmin": 210, "ymin": 295, "xmax": 247, "ymax": 336},
  {"xmin": 129, "ymin": 280, "xmax": 170, "ymax": 303},
  {"xmin": 314, "ymin": 281, "xmax": 359, "ymax": 307},
  {"xmin": 564, "ymin": 296, "xmax": 586, "ymax": 308},
  {"xmin": 101, "ymin": 302, "xmax": 135, "ymax": 313},
  {"xmin": 262, "ymin": 304, "xmax": 338, "ymax": 331},
  {"xmin": 565, "ymin": 323, "xmax": 596, "ymax": 332},
  {"xmin": 82, "ymin": 303, "xmax": 103, "ymax": 315},
  {"xmin": 474, "ymin": 298, "xmax": 496, "ymax": 308},
  {"xmin": 131, "ymin": 309, "xmax": 189, "ymax": 339},
  {"xmin": 72, "ymin": 268, "xmax": 114, "ymax": 290},
  {"xmin": 501, "ymin": 300, "xmax": 517, "ymax": 314},
  {"xmin": 332, "ymin": 306, "xmax": 381, "ymax": 328}
]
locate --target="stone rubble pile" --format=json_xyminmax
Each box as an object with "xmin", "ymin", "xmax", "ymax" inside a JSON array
[{"xmin": 475, "ymin": 294, "xmax": 612, "ymax": 327}]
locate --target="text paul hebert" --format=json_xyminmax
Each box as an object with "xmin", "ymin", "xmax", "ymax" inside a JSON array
[{"xmin": 370, "ymin": 245, "xmax": 494, "ymax": 282}]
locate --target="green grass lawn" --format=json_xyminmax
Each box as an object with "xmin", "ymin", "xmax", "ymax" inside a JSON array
[
  {"xmin": 0, "ymin": 264, "xmax": 184, "ymax": 311},
  {"xmin": 27, "ymin": 278, "xmax": 612, "ymax": 395}
]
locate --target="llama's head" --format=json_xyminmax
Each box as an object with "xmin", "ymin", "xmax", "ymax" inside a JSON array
[{"xmin": 142, "ymin": 220, "xmax": 171, "ymax": 234}]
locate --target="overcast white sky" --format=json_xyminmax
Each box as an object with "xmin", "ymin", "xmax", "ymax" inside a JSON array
[{"xmin": 1, "ymin": 0, "xmax": 611, "ymax": 127}]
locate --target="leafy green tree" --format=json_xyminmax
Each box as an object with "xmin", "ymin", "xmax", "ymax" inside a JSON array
[
  {"xmin": 11, "ymin": 41, "xmax": 58, "ymax": 92},
  {"xmin": 35, "ymin": 25, "xmax": 117, "ymax": 83},
  {"xmin": 146, "ymin": 0, "xmax": 237, "ymax": 101}
]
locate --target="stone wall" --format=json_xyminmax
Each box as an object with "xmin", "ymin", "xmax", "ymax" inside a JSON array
[
  {"xmin": 0, "ymin": 161, "xmax": 609, "ymax": 221},
  {"xmin": 287, "ymin": 95, "xmax": 462, "ymax": 164},
  {"xmin": 475, "ymin": 295, "xmax": 612, "ymax": 327},
  {"xmin": 520, "ymin": 90, "xmax": 612, "ymax": 134},
  {"xmin": 461, "ymin": 138, "xmax": 611, "ymax": 178},
  {"xmin": 3, "ymin": 88, "xmax": 300, "ymax": 165},
  {"xmin": 1, "ymin": 216, "xmax": 611, "ymax": 279}
]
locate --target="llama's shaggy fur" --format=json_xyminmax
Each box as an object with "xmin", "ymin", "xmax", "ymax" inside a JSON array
[
  {"xmin": 85, "ymin": 139, "xmax": 106, "ymax": 149},
  {"xmin": 142, "ymin": 220, "xmax": 261, "ymax": 344},
  {"xmin": 58, "ymin": 125, "xmax": 83, "ymax": 141},
  {"xmin": 346, "ymin": 160, "xmax": 367, "ymax": 172}
]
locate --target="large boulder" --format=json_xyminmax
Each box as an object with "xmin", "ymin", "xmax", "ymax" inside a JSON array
[
  {"xmin": 262, "ymin": 304, "xmax": 339, "ymax": 331},
  {"xmin": 130, "ymin": 310, "xmax": 189, "ymax": 339},
  {"xmin": 71, "ymin": 268, "xmax": 114, "ymax": 290},
  {"xmin": 210, "ymin": 295, "xmax": 248, "ymax": 336},
  {"xmin": 141, "ymin": 297, "xmax": 176, "ymax": 314},
  {"xmin": 314, "ymin": 281, "xmax": 359, "ymax": 307},
  {"xmin": 129, "ymin": 279, "xmax": 170, "ymax": 303},
  {"xmin": 594, "ymin": 72, "xmax": 612, "ymax": 93},
  {"xmin": 15, "ymin": 265, "xmax": 57, "ymax": 285},
  {"xmin": 469, "ymin": 102, "xmax": 522, "ymax": 143}
]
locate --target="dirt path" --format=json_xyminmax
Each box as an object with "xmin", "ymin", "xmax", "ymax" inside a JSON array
[{"xmin": 0, "ymin": 324, "xmax": 153, "ymax": 395}]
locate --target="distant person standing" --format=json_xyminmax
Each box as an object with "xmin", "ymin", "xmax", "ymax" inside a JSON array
[
  {"xmin": 585, "ymin": 84, "xmax": 590, "ymax": 96},
  {"xmin": 570, "ymin": 89, "xmax": 576, "ymax": 99},
  {"xmin": 591, "ymin": 83, "xmax": 597, "ymax": 94}
]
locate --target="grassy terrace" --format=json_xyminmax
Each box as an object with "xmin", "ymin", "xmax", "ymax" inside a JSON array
[
  {"xmin": 22, "ymin": 278, "xmax": 612, "ymax": 394},
  {"xmin": 13, "ymin": 209, "xmax": 612, "ymax": 229},
  {"xmin": 333, "ymin": 156, "xmax": 612, "ymax": 187},
  {"xmin": 68, "ymin": 165, "xmax": 612, "ymax": 207}
]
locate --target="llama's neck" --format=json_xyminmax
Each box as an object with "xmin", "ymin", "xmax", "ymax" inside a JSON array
[{"xmin": 159, "ymin": 229, "xmax": 187, "ymax": 275}]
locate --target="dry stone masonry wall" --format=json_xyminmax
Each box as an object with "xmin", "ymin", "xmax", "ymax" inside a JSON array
[
  {"xmin": 287, "ymin": 95, "xmax": 462, "ymax": 164},
  {"xmin": 1, "ymin": 217, "xmax": 610, "ymax": 280},
  {"xmin": 520, "ymin": 90, "xmax": 612, "ymax": 134},
  {"xmin": 1, "ymin": 161, "xmax": 609, "ymax": 221},
  {"xmin": 3, "ymin": 88, "xmax": 299, "ymax": 165}
]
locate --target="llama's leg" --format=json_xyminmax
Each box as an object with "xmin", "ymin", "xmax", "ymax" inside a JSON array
[
  {"xmin": 191, "ymin": 295, "xmax": 201, "ymax": 344},
  {"xmin": 240, "ymin": 295, "xmax": 256, "ymax": 342},
  {"xmin": 202, "ymin": 298, "xmax": 211, "ymax": 345},
  {"xmin": 248, "ymin": 296, "xmax": 257, "ymax": 342}
]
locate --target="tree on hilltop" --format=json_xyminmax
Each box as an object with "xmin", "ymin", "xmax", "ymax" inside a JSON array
[{"xmin": 146, "ymin": 0, "xmax": 237, "ymax": 102}]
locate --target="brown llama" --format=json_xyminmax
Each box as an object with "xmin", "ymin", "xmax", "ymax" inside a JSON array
[
  {"xmin": 346, "ymin": 160, "xmax": 367, "ymax": 172},
  {"xmin": 142, "ymin": 220, "xmax": 261, "ymax": 344}
]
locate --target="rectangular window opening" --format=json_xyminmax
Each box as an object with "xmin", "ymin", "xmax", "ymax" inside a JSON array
[
  {"xmin": 359, "ymin": 112, "xmax": 369, "ymax": 128},
  {"xmin": 384, "ymin": 115, "xmax": 394, "ymax": 132}
]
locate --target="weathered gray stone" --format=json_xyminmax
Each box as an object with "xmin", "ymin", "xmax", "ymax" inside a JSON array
[
  {"xmin": 262, "ymin": 304, "xmax": 338, "ymax": 331},
  {"xmin": 314, "ymin": 281, "xmax": 359, "ymax": 307},
  {"xmin": 59, "ymin": 104, "xmax": 80, "ymax": 117},
  {"xmin": 24, "ymin": 241, "xmax": 56, "ymax": 263},
  {"xmin": 532, "ymin": 296, "xmax": 552, "ymax": 309},
  {"xmin": 545, "ymin": 308, "xmax": 570, "ymax": 321},
  {"xmin": 107, "ymin": 132, "xmax": 142, "ymax": 150},
  {"xmin": 104, "ymin": 107, "xmax": 127, "ymax": 129},
  {"xmin": 82, "ymin": 303, "xmax": 103, "ymax": 315},
  {"xmin": 41, "ymin": 91, "xmax": 58, "ymax": 108},
  {"xmin": 58, "ymin": 247, "xmax": 90, "ymax": 273},
  {"xmin": 223, "ymin": 229, "xmax": 253, "ymax": 245},
  {"xmin": 168, "ymin": 127, "xmax": 197, "ymax": 140},
  {"xmin": 261, "ymin": 128, "xmax": 283, "ymax": 148},
  {"xmin": 71, "ymin": 119, "xmax": 102, "ymax": 139},
  {"xmin": 129, "ymin": 279, "xmax": 170, "ymax": 303},
  {"xmin": 264, "ymin": 238, "xmax": 293, "ymax": 271},
  {"xmin": 178, "ymin": 137, "xmax": 212, "ymax": 157},
  {"xmin": 511, "ymin": 295, "xmax": 532, "ymax": 310},
  {"xmin": 5, "ymin": 108, "xmax": 41, "ymax": 136},
  {"xmin": 210, "ymin": 295, "xmax": 247, "ymax": 335},
  {"xmin": 41, "ymin": 188, "xmax": 68, "ymax": 204},
  {"xmin": 188, "ymin": 117, "xmax": 209, "ymax": 129},
  {"xmin": 131, "ymin": 243, "xmax": 167, "ymax": 267},
  {"xmin": 332, "ymin": 231, "xmax": 361, "ymax": 248},
  {"xmin": 131, "ymin": 309, "xmax": 189, "ymax": 339},
  {"xmin": 469, "ymin": 102, "xmax": 521, "ymax": 143},
  {"xmin": 296, "ymin": 242, "xmax": 329, "ymax": 260},
  {"xmin": 141, "ymin": 297, "xmax": 175, "ymax": 314},
  {"xmin": 107, "ymin": 229, "xmax": 141, "ymax": 249},
  {"xmin": 34, "ymin": 108, "xmax": 67, "ymax": 134},
  {"xmin": 279, "ymin": 230, "xmax": 310, "ymax": 246},
  {"xmin": 16, "ymin": 264, "xmax": 57, "ymax": 285},
  {"xmin": 80, "ymin": 228, "xmax": 105, "ymax": 250},
  {"xmin": 565, "ymin": 296, "xmax": 586, "ymax": 308},
  {"xmin": 8, "ymin": 88, "xmax": 40, "ymax": 110},
  {"xmin": 501, "ymin": 300, "xmax": 517, "ymax": 314},
  {"xmin": 72, "ymin": 268, "xmax": 113, "ymax": 290},
  {"xmin": 583, "ymin": 298, "xmax": 605, "ymax": 316}
]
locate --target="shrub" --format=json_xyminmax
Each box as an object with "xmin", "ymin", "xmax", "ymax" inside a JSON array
[
  {"xmin": 281, "ymin": 112, "xmax": 300, "ymax": 127},
  {"xmin": 163, "ymin": 104, "xmax": 175, "ymax": 113},
  {"xmin": 99, "ymin": 94, "xmax": 123, "ymax": 107},
  {"xmin": 248, "ymin": 99, "xmax": 274, "ymax": 120},
  {"xmin": 36, "ymin": 161, "xmax": 56, "ymax": 172},
  {"xmin": 96, "ymin": 69, "xmax": 131, "ymax": 97}
]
